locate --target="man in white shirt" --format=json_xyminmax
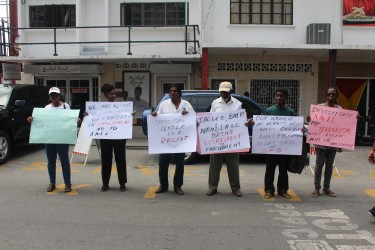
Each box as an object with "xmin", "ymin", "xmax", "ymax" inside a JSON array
[
  {"xmin": 206, "ymin": 81, "xmax": 243, "ymax": 197},
  {"xmin": 151, "ymin": 84, "xmax": 194, "ymax": 195}
]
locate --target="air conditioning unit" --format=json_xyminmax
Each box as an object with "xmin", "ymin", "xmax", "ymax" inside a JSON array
[{"xmin": 306, "ymin": 23, "xmax": 331, "ymax": 44}]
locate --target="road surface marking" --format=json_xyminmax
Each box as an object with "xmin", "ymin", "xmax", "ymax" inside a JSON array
[{"xmin": 144, "ymin": 186, "xmax": 158, "ymax": 199}]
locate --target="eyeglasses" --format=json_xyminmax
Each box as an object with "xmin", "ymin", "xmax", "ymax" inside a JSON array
[{"xmin": 326, "ymin": 93, "xmax": 336, "ymax": 97}]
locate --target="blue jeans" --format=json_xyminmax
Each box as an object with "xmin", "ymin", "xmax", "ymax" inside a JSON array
[
  {"xmin": 44, "ymin": 144, "xmax": 71, "ymax": 185},
  {"xmin": 314, "ymin": 147, "xmax": 336, "ymax": 190},
  {"xmin": 158, "ymin": 153, "xmax": 185, "ymax": 189}
]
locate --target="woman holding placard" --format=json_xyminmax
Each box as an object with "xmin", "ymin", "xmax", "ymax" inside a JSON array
[
  {"xmin": 27, "ymin": 87, "xmax": 80, "ymax": 193},
  {"xmin": 97, "ymin": 83, "xmax": 127, "ymax": 192}
]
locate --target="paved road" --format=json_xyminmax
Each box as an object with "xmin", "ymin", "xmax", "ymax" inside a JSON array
[{"xmin": 0, "ymin": 143, "xmax": 374, "ymax": 250}]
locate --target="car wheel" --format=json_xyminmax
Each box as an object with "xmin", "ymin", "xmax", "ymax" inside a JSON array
[
  {"xmin": 171, "ymin": 152, "xmax": 199, "ymax": 165},
  {"xmin": 0, "ymin": 131, "xmax": 11, "ymax": 165}
]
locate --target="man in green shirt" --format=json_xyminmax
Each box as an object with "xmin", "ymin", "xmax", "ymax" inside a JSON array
[{"xmin": 263, "ymin": 88, "xmax": 295, "ymax": 199}]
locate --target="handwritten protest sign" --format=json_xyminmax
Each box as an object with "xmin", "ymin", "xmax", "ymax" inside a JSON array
[
  {"xmin": 252, "ymin": 115, "xmax": 303, "ymax": 155},
  {"xmin": 306, "ymin": 104, "xmax": 358, "ymax": 150},
  {"xmin": 85, "ymin": 102, "xmax": 133, "ymax": 139},
  {"xmin": 147, "ymin": 113, "xmax": 197, "ymax": 154},
  {"xmin": 72, "ymin": 119, "xmax": 92, "ymax": 156},
  {"xmin": 196, "ymin": 110, "xmax": 250, "ymax": 155},
  {"xmin": 30, "ymin": 108, "xmax": 79, "ymax": 144}
]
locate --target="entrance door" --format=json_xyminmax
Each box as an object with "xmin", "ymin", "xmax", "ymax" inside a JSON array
[{"xmin": 45, "ymin": 78, "xmax": 92, "ymax": 119}]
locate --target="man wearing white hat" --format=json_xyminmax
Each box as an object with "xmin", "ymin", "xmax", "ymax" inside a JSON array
[{"xmin": 206, "ymin": 81, "xmax": 243, "ymax": 197}]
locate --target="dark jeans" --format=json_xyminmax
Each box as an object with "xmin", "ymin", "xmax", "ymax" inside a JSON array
[
  {"xmin": 100, "ymin": 139, "xmax": 127, "ymax": 186},
  {"xmin": 158, "ymin": 153, "xmax": 185, "ymax": 189},
  {"xmin": 314, "ymin": 147, "xmax": 336, "ymax": 190},
  {"xmin": 44, "ymin": 144, "xmax": 71, "ymax": 185},
  {"xmin": 264, "ymin": 154, "xmax": 290, "ymax": 195}
]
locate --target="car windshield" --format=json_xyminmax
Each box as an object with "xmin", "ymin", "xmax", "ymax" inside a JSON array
[{"xmin": 0, "ymin": 87, "xmax": 12, "ymax": 108}]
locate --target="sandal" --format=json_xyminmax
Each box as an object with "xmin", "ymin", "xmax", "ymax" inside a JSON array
[
  {"xmin": 323, "ymin": 189, "xmax": 336, "ymax": 197},
  {"xmin": 311, "ymin": 189, "xmax": 320, "ymax": 198},
  {"xmin": 64, "ymin": 184, "xmax": 72, "ymax": 193},
  {"xmin": 280, "ymin": 193, "xmax": 291, "ymax": 199},
  {"xmin": 46, "ymin": 184, "xmax": 56, "ymax": 192},
  {"xmin": 264, "ymin": 192, "xmax": 273, "ymax": 199}
]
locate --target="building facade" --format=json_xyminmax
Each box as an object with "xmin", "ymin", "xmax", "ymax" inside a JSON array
[{"xmin": 1, "ymin": 0, "xmax": 375, "ymax": 135}]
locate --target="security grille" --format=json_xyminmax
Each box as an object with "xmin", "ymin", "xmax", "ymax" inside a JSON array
[{"xmin": 250, "ymin": 79, "xmax": 300, "ymax": 115}]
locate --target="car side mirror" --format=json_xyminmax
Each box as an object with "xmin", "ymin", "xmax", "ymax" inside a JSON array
[{"xmin": 14, "ymin": 100, "xmax": 26, "ymax": 108}]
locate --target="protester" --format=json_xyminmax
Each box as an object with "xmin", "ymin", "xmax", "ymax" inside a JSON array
[
  {"xmin": 27, "ymin": 87, "xmax": 80, "ymax": 193},
  {"xmin": 368, "ymin": 141, "xmax": 375, "ymax": 220},
  {"xmin": 263, "ymin": 88, "xmax": 295, "ymax": 199},
  {"xmin": 307, "ymin": 87, "xmax": 341, "ymax": 198},
  {"xmin": 91, "ymin": 83, "xmax": 128, "ymax": 192},
  {"xmin": 151, "ymin": 84, "xmax": 194, "ymax": 195},
  {"xmin": 206, "ymin": 81, "xmax": 244, "ymax": 197}
]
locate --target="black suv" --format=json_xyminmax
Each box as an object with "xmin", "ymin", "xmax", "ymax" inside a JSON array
[
  {"xmin": 0, "ymin": 84, "xmax": 50, "ymax": 164},
  {"xmin": 142, "ymin": 90, "xmax": 266, "ymax": 164}
]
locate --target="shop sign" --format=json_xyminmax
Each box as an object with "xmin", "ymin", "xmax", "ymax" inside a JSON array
[{"xmin": 2, "ymin": 63, "xmax": 21, "ymax": 80}]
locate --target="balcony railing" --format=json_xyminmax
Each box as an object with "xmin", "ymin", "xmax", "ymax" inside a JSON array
[{"xmin": 0, "ymin": 24, "xmax": 200, "ymax": 57}]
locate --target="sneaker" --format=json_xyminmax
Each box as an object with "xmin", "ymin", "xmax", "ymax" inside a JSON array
[
  {"xmin": 64, "ymin": 184, "xmax": 72, "ymax": 193},
  {"xmin": 46, "ymin": 184, "xmax": 56, "ymax": 192}
]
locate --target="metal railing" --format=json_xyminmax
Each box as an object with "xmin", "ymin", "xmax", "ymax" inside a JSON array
[{"xmin": 0, "ymin": 24, "xmax": 200, "ymax": 57}]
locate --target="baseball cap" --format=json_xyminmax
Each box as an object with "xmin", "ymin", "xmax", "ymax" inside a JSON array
[
  {"xmin": 218, "ymin": 81, "xmax": 232, "ymax": 92},
  {"xmin": 49, "ymin": 87, "xmax": 61, "ymax": 95}
]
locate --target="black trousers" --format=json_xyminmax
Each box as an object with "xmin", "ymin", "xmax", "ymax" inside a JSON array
[
  {"xmin": 264, "ymin": 154, "xmax": 290, "ymax": 195},
  {"xmin": 100, "ymin": 139, "xmax": 127, "ymax": 186}
]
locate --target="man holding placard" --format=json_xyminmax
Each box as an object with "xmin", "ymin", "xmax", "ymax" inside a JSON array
[
  {"xmin": 151, "ymin": 84, "xmax": 194, "ymax": 195},
  {"xmin": 206, "ymin": 81, "xmax": 244, "ymax": 197},
  {"xmin": 263, "ymin": 88, "xmax": 295, "ymax": 200}
]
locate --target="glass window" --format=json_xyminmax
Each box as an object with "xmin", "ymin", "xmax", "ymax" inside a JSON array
[
  {"xmin": 230, "ymin": 0, "xmax": 293, "ymax": 25},
  {"xmin": 121, "ymin": 2, "xmax": 187, "ymax": 26},
  {"xmin": 29, "ymin": 5, "xmax": 76, "ymax": 28}
]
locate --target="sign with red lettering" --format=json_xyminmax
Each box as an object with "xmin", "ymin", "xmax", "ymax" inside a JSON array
[
  {"xmin": 306, "ymin": 104, "xmax": 358, "ymax": 150},
  {"xmin": 72, "ymin": 88, "xmax": 88, "ymax": 94},
  {"xmin": 147, "ymin": 112, "xmax": 197, "ymax": 154},
  {"xmin": 196, "ymin": 110, "xmax": 250, "ymax": 155}
]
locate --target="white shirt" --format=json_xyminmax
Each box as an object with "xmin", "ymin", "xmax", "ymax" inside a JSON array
[
  {"xmin": 158, "ymin": 99, "xmax": 194, "ymax": 114},
  {"xmin": 210, "ymin": 97, "xmax": 242, "ymax": 112},
  {"xmin": 45, "ymin": 102, "xmax": 70, "ymax": 109}
]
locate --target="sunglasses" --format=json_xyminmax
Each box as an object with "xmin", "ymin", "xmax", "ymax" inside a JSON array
[{"xmin": 326, "ymin": 93, "xmax": 336, "ymax": 97}]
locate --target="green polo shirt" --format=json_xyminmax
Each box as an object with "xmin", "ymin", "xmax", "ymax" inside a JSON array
[{"xmin": 265, "ymin": 104, "xmax": 295, "ymax": 116}]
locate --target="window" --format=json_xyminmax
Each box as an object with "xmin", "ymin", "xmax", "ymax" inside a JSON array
[
  {"xmin": 30, "ymin": 5, "xmax": 76, "ymax": 27},
  {"xmin": 230, "ymin": 0, "xmax": 293, "ymax": 25},
  {"xmin": 121, "ymin": 2, "xmax": 187, "ymax": 26}
]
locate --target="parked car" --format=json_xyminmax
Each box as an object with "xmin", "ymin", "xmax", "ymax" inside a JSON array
[
  {"xmin": 142, "ymin": 90, "xmax": 266, "ymax": 164},
  {"xmin": 0, "ymin": 84, "xmax": 50, "ymax": 164}
]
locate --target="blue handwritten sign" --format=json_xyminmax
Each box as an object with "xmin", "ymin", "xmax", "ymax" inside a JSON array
[
  {"xmin": 85, "ymin": 102, "xmax": 133, "ymax": 139},
  {"xmin": 30, "ymin": 108, "xmax": 79, "ymax": 144},
  {"xmin": 252, "ymin": 115, "xmax": 303, "ymax": 155}
]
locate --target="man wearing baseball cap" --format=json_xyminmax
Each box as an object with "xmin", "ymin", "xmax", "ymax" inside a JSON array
[{"xmin": 206, "ymin": 81, "xmax": 243, "ymax": 197}]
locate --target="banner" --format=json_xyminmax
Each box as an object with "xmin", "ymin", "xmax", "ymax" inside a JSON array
[
  {"xmin": 147, "ymin": 112, "xmax": 197, "ymax": 154},
  {"xmin": 30, "ymin": 108, "xmax": 79, "ymax": 144},
  {"xmin": 252, "ymin": 115, "xmax": 304, "ymax": 155},
  {"xmin": 2, "ymin": 63, "xmax": 21, "ymax": 80},
  {"xmin": 306, "ymin": 105, "xmax": 358, "ymax": 150},
  {"xmin": 343, "ymin": 0, "xmax": 375, "ymax": 26},
  {"xmin": 196, "ymin": 110, "xmax": 250, "ymax": 155},
  {"xmin": 72, "ymin": 119, "xmax": 92, "ymax": 156},
  {"xmin": 85, "ymin": 102, "xmax": 133, "ymax": 139}
]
